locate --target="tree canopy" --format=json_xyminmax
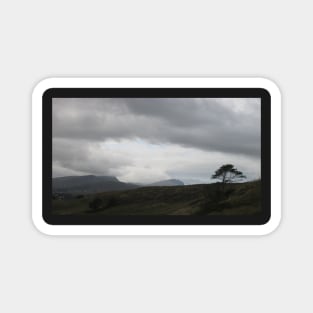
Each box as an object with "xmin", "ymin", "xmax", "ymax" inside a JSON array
[{"xmin": 211, "ymin": 164, "xmax": 246, "ymax": 185}]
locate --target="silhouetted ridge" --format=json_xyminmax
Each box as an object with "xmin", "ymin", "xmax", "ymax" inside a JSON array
[{"xmin": 52, "ymin": 175, "xmax": 136, "ymax": 194}]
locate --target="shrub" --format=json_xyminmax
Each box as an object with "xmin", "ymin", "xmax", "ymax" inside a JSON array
[
  {"xmin": 106, "ymin": 195, "xmax": 118, "ymax": 208},
  {"xmin": 89, "ymin": 197, "xmax": 103, "ymax": 212}
]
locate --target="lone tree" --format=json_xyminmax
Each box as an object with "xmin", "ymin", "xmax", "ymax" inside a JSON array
[{"xmin": 211, "ymin": 164, "xmax": 246, "ymax": 191}]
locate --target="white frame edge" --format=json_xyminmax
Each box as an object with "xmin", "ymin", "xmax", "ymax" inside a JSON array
[{"xmin": 32, "ymin": 77, "xmax": 281, "ymax": 236}]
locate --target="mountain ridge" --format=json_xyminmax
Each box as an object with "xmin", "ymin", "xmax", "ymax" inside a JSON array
[
  {"xmin": 52, "ymin": 175, "xmax": 184, "ymax": 194},
  {"xmin": 146, "ymin": 179, "xmax": 184, "ymax": 186}
]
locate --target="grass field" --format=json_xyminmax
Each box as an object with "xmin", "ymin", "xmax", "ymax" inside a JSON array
[{"xmin": 52, "ymin": 180, "xmax": 261, "ymax": 216}]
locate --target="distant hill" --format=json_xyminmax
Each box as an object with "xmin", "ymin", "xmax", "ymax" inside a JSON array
[
  {"xmin": 52, "ymin": 175, "xmax": 138, "ymax": 194},
  {"xmin": 147, "ymin": 179, "xmax": 184, "ymax": 186},
  {"xmin": 52, "ymin": 175, "xmax": 185, "ymax": 194}
]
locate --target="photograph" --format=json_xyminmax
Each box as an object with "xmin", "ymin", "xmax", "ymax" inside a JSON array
[{"xmin": 52, "ymin": 97, "xmax": 261, "ymax": 217}]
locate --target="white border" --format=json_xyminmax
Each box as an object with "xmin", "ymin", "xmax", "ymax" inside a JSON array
[{"xmin": 32, "ymin": 77, "xmax": 281, "ymax": 236}]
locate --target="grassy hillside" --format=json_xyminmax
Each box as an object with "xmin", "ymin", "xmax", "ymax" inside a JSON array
[{"xmin": 52, "ymin": 180, "xmax": 261, "ymax": 216}]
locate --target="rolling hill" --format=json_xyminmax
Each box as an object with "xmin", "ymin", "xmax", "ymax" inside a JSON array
[
  {"xmin": 52, "ymin": 175, "xmax": 138, "ymax": 194},
  {"xmin": 52, "ymin": 180, "xmax": 261, "ymax": 216},
  {"xmin": 52, "ymin": 175, "xmax": 184, "ymax": 194}
]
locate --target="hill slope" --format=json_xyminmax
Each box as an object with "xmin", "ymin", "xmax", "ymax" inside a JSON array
[
  {"xmin": 52, "ymin": 175, "xmax": 138, "ymax": 194},
  {"xmin": 52, "ymin": 175, "xmax": 185, "ymax": 194},
  {"xmin": 52, "ymin": 180, "xmax": 261, "ymax": 216}
]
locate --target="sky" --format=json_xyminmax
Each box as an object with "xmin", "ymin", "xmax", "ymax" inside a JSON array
[{"xmin": 52, "ymin": 97, "xmax": 261, "ymax": 184}]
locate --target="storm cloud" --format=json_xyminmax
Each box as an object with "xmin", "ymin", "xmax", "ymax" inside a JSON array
[{"xmin": 52, "ymin": 97, "xmax": 261, "ymax": 184}]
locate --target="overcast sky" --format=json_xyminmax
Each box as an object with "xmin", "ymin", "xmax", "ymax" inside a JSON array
[{"xmin": 52, "ymin": 97, "xmax": 261, "ymax": 184}]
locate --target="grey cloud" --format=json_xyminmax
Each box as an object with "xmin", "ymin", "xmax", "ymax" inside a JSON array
[
  {"xmin": 52, "ymin": 97, "xmax": 260, "ymax": 158},
  {"xmin": 52, "ymin": 138, "xmax": 132, "ymax": 177}
]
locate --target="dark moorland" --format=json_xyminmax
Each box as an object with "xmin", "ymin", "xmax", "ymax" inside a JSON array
[{"xmin": 52, "ymin": 180, "xmax": 261, "ymax": 216}]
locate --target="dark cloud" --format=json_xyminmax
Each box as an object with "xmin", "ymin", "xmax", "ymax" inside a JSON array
[
  {"xmin": 53, "ymin": 98, "xmax": 260, "ymax": 156},
  {"xmin": 52, "ymin": 98, "xmax": 261, "ymax": 181},
  {"xmin": 52, "ymin": 138, "xmax": 131, "ymax": 177}
]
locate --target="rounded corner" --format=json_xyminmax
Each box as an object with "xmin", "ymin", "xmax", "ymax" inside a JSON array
[
  {"xmin": 255, "ymin": 77, "xmax": 282, "ymax": 100},
  {"xmin": 258, "ymin": 212, "xmax": 281, "ymax": 236},
  {"xmin": 32, "ymin": 212, "xmax": 56, "ymax": 236},
  {"xmin": 32, "ymin": 77, "xmax": 58, "ymax": 100}
]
